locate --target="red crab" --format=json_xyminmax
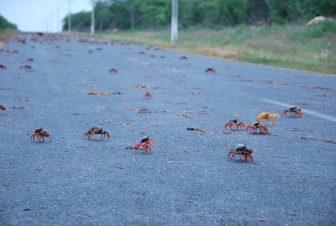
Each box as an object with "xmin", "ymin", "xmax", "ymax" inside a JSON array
[
  {"xmin": 228, "ymin": 144, "xmax": 253, "ymax": 162},
  {"xmin": 246, "ymin": 122, "xmax": 268, "ymax": 134},
  {"xmin": 282, "ymin": 107, "xmax": 302, "ymax": 118},
  {"xmin": 135, "ymin": 136, "xmax": 155, "ymax": 154},
  {"xmin": 224, "ymin": 119, "xmax": 247, "ymax": 130},
  {"xmin": 108, "ymin": 68, "xmax": 118, "ymax": 73},
  {"xmin": 31, "ymin": 128, "xmax": 51, "ymax": 142},
  {"xmin": 84, "ymin": 127, "xmax": 110, "ymax": 140},
  {"xmin": 0, "ymin": 105, "xmax": 8, "ymax": 111},
  {"xmin": 143, "ymin": 92, "xmax": 153, "ymax": 99}
]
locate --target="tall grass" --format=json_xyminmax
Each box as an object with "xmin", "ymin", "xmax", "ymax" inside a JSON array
[
  {"xmin": 0, "ymin": 29, "xmax": 18, "ymax": 46},
  {"xmin": 98, "ymin": 22, "xmax": 336, "ymax": 75}
]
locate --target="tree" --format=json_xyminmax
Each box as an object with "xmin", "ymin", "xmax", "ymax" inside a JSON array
[{"xmin": 0, "ymin": 15, "xmax": 17, "ymax": 29}]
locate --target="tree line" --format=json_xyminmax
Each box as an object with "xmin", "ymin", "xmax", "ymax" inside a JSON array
[
  {"xmin": 0, "ymin": 15, "xmax": 17, "ymax": 30},
  {"xmin": 62, "ymin": 0, "xmax": 336, "ymax": 31}
]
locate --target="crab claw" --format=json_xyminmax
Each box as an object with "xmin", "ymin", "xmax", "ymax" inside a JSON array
[{"xmin": 135, "ymin": 143, "xmax": 141, "ymax": 151}]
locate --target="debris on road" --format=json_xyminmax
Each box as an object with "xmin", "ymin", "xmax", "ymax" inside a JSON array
[
  {"xmin": 11, "ymin": 106, "xmax": 26, "ymax": 110},
  {"xmin": 187, "ymin": 127, "xmax": 205, "ymax": 134},
  {"xmin": 88, "ymin": 91, "xmax": 121, "ymax": 96},
  {"xmin": 132, "ymin": 108, "xmax": 154, "ymax": 114},
  {"xmin": 20, "ymin": 65, "xmax": 32, "ymax": 70}
]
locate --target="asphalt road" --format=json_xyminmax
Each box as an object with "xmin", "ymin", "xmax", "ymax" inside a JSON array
[{"xmin": 0, "ymin": 33, "xmax": 335, "ymax": 225}]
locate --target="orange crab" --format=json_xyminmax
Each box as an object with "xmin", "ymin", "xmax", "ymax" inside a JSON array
[
  {"xmin": 135, "ymin": 136, "xmax": 155, "ymax": 154},
  {"xmin": 256, "ymin": 112, "xmax": 280, "ymax": 125},
  {"xmin": 282, "ymin": 107, "xmax": 302, "ymax": 118},
  {"xmin": 31, "ymin": 128, "xmax": 51, "ymax": 142},
  {"xmin": 246, "ymin": 122, "xmax": 268, "ymax": 134},
  {"xmin": 224, "ymin": 119, "xmax": 247, "ymax": 130}
]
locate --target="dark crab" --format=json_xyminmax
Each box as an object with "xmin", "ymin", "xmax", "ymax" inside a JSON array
[
  {"xmin": 224, "ymin": 119, "xmax": 247, "ymax": 130},
  {"xmin": 31, "ymin": 128, "xmax": 51, "ymax": 142},
  {"xmin": 228, "ymin": 144, "xmax": 253, "ymax": 162},
  {"xmin": 246, "ymin": 122, "xmax": 268, "ymax": 134},
  {"xmin": 84, "ymin": 127, "xmax": 110, "ymax": 140},
  {"xmin": 205, "ymin": 67, "xmax": 216, "ymax": 73},
  {"xmin": 282, "ymin": 107, "xmax": 302, "ymax": 118}
]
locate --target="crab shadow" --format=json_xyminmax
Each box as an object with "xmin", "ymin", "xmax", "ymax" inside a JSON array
[
  {"xmin": 31, "ymin": 140, "xmax": 52, "ymax": 144},
  {"xmin": 84, "ymin": 138, "xmax": 110, "ymax": 142},
  {"xmin": 229, "ymin": 159, "xmax": 254, "ymax": 164}
]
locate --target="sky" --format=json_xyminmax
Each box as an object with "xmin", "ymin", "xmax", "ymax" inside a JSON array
[{"xmin": 0, "ymin": 0, "xmax": 92, "ymax": 32}]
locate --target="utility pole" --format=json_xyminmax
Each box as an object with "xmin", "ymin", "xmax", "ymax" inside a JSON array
[
  {"xmin": 68, "ymin": 0, "xmax": 72, "ymax": 32},
  {"xmin": 171, "ymin": 0, "xmax": 178, "ymax": 43},
  {"xmin": 56, "ymin": 1, "xmax": 60, "ymax": 32},
  {"xmin": 50, "ymin": 12, "xmax": 54, "ymax": 33},
  {"xmin": 91, "ymin": 0, "xmax": 95, "ymax": 35}
]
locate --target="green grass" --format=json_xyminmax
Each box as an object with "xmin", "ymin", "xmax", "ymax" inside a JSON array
[
  {"xmin": 0, "ymin": 29, "xmax": 18, "ymax": 47},
  {"xmin": 97, "ymin": 22, "xmax": 336, "ymax": 75}
]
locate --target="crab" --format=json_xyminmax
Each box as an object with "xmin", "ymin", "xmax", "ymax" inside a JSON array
[
  {"xmin": 26, "ymin": 58, "xmax": 34, "ymax": 63},
  {"xmin": 0, "ymin": 64, "xmax": 7, "ymax": 70},
  {"xmin": 0, "ymin": 105, "xmax": 8, "ymax": 111},
  {"xmin": 205, "ymin": 67, "xmax": 216, "ymax": 73},
  {"xmin": 108, "ymin": 68, "xmax": 118, "ymax": 73},
  {"xmin": 134, "ymin": 136, "xmax": 155, "ymax": 154},
  {"xmin": 224, "ymin": 119, "xmax": 247, "ymax": 130},
  {"xmin": 282, "ymin": 107, "xmax": 302, "ymax": 118},
  {"xmin": 246, "ymin": 122, "xmax": 268, "ymax": 134},
  {"xmin": 84, "ymin": 127, "xmax": 110, "ymax": 140},
  {"xmin": 20, "ymin": 65, "xmax": 32, "ymax": 70},
  {"xmin": 31, "ymin": 128, "xmax": 51, "ymax": 142},
  {"xmin": 143, "ymin": 92, "xmax": 153, "ymax": 99},
  {"xmin": 228, "ymin": 144, "xmax": 253, "ymax": 162},
  {"xmin": 256, "ymin": 112, "xmax": 280, "ymax": 125}
]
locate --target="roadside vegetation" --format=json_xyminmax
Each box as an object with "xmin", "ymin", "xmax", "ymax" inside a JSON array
[
  {"xmin": 98, "ymin": 22, "xmax": 336, "ymax": 74},
  {"xmin": 0, "ymin": 15, "xmax": 18, "ymax": 46},
  {"xmin": 64, "ymin": 0, "xmax": 336, "ymax": 74}
]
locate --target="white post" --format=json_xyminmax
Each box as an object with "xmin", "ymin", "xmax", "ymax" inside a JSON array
[
  {"xmin": 56, "ymin": 2, "xmax": 60, "ymax": 32},
  {"xmin": 91, "ymin": 0, "xmax": 95, "ymax": 35},
  {"xmin": 68, "ymin": 0, "xmax": 72, "ymax": 32},
  {"xmin": 50, "ymin": 12, "xmax": 53, "ymax": 32},
  {"xmin": 171, "ymin": 0, "xmax": 178, "ymax": 43}
]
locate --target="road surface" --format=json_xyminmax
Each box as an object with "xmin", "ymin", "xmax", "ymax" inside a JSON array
[{"xmin": 0, "ymin": 33, "xmax": 335, "ymax": 225}]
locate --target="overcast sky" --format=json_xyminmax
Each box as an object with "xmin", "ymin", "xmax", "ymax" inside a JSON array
[{"xmin": 0, "ymin": 0, "xmax": 92, "ymax": 32}]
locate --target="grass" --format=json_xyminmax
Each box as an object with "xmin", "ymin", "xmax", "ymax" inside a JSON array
[
  {"xmin": 96, "ymin": 22, "xmax": 336, "ymax": 75},
  {"xmin": 0, "ymin": 29, "xmax": 18, "ymax": 48}
]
